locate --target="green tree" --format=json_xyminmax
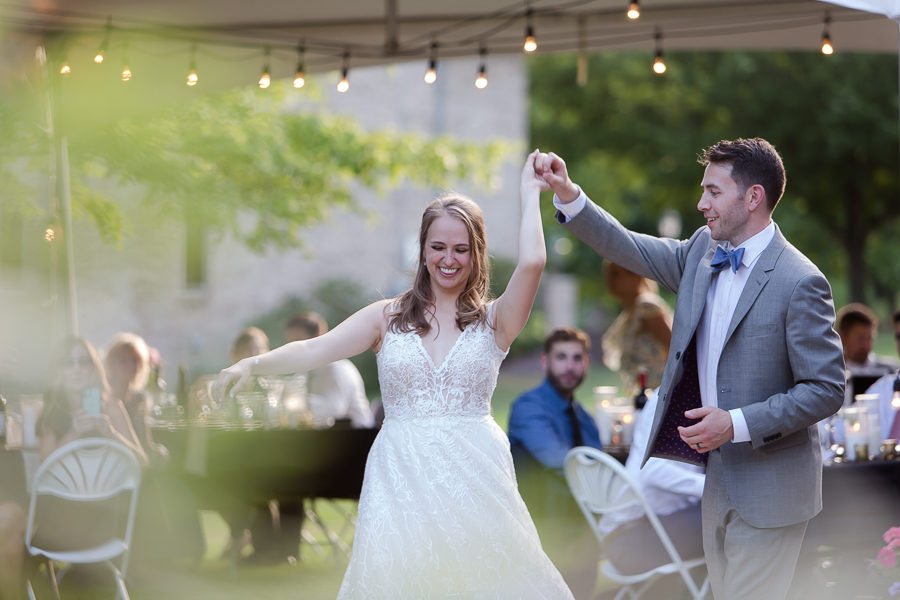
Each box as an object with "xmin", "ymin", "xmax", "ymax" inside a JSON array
[
  {"xmin": 530, "ymin": 51, "xmax": 900, "ymax": 308},
  {"xmin": 2, "ymin": 75, "xmax": 511, "ymax": 252}
]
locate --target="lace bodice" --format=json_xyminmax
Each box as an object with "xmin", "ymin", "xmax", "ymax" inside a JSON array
[{"xmin": 376, "ymin": 315, "xmax": 507, "ymax": 421}]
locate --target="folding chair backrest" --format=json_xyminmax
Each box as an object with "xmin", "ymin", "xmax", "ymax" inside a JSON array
[
  {"xmin": 564, "ymin": 446, "xmax": 644, "ymax": 539},
  {"xmin": 32, "ymin": 438, "xmax": 140, "ymax": 501},
  {"xmin": 565, "ymin": 446, "xmax": 697, "ymax": 568},
  {"xmin": 25, "ymin": 437, "xmax": 141, "ymax": 573}
]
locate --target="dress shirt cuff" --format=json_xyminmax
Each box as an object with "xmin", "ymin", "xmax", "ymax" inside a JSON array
[
  {"xmin": 729, "ymin": 408, "xmax": 751, "ymax": 443},
  {"xmin": 552, "ymin": 186, "xmax": 587, "ymax": 222}
]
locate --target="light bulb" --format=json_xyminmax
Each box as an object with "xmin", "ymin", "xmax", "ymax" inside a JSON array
[
  {"xmin": 424, "ymin": 59, "xmax": 437, "ymax": 84},
  {"xmin": 627, "ymin": 1, "xmax": 640, "ymax": 20},
  {"xmin": 186, "ymin": 70, "xmax": 199, "ymax": 86},
  {"xmin": 59, "ymin": 62, "xmax": 71, "ymax": 75},
  {"xmin": 475, "ymin": 68, "xmax": 488, "ymax": 89},
  {"xmin": 44, "ymin": 227, "xmax": 55, "ymax": 242},
  {"xmin": 653, "ymin": 55, "xmax": 666, "ymax": 74},
  {"xmin": 523, "ymin": 28, "xmax": 537, "ymax": 53},
  {"xmin": 259, "ymin": 71, "xmax": 271, "ymax": 89},
  {"xmin": 121, "ymin": 66, "xmax": 132, "ymax": 81},
  {"xmin": 94, "ymin": 51, "xmax": 104, "ymax": 64},
  {"xmin": 821, "ymin": 34, "xmax": 834, "ymax": 55},
  {"xmin": 337, "ymin": 70, "xmax": 350, "ymax": 93},
  {"xmin": 293, "ymin": 71, "xmax": 305, "ymax": 88}
]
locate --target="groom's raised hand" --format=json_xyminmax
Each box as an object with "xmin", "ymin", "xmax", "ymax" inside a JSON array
[{"xmin": 534, "ymin": 152, "xmax": 580, "ymax": 204}]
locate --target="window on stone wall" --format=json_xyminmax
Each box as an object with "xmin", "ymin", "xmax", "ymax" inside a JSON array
[{"xmin": 185, "ymin": 209, "xmax": 207, "ymax": 288}]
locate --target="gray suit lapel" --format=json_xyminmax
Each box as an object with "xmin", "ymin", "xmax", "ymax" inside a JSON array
[
  {"xmin": 724, "ymin": 228, "xmax": 786, "ymax": 343},
  {"xmin": 691, "ymin": 245, "xmax": 717, "ymax": 331}
]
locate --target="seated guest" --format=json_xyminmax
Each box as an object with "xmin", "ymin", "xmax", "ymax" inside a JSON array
[
  {"xmin": 863, "ymin": 310, "xmax": 900, "ymax": 440},
  {"xmin": 837, "ymin": 303, "xmax": 898, "ymax": 398},
  {"xmin": 0, "ymin": 336, "xmax": 147, "ymax": 598},
  {"xmin": 508, "ymin": 327, "xmax": 602, "ymax": 506},
  {"xmin": 597, "ymin": 388, "xmax": 705, "ymax": 576},
  {"xmin": 508, "ymin": 327, "xmax": 603, "ymax": 597},
  {"xmin": 104, "ymin": 332, "xmax": 168, "ymax": 463},
  {"xmin": 220, "ymin": 327, "xmax": 284, "ymax": 564},
  {"xmin": 106, "ymin": 332, "xmax": 205, "ymax": 566},
  {"xmin": 266, "ymin": 313, "xmax": 376, "ymax": 564},
  {"xmin": 285, "ymin": 312, "xmax": 374, "ymax": 428},
  {"xmin": 38, "ymin": 337, "xmax": 148, "ymax": 465},
  {"xmin": 601, "ymin": 261, "xmax": 673, "ymax": 398}
]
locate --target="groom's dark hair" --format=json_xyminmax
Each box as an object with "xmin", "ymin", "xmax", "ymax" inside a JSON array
[{"xmin": 699, "ymin": 137, "xmax": 786, "ymax": 212}]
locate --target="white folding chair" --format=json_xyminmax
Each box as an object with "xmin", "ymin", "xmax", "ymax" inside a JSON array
[
  {"xmin": 564, "ymin": 446, "xmax": 709, "ymax": 600},
  {"xmin": 24, "ymin": 438, "xmax": 141, "ymax": 600}
]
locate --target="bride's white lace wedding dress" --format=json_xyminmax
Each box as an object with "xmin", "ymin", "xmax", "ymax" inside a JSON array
[{"xmin": 336, "ymin": 312, "xmax": 574, "ymax": 599}]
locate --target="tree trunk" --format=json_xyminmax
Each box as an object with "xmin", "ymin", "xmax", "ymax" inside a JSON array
[{"xmin": 844, "ymin": 191, "xmax": 867, "ymax": 303}]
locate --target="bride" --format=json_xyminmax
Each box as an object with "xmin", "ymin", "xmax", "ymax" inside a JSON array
[{"xmin": 213, "ymin": 150, "xmax": 574, "ymax": 599}]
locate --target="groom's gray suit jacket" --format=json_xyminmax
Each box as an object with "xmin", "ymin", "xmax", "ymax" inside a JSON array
[{"xmin": 563, "ymin": 199, "xmax": 845, "ymax": 529}]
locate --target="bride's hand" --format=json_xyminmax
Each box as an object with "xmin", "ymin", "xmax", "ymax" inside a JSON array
[
  {"xmin": 521, "ymin": 149, "xmax": 550, "ymax": 197},
  {"xmin": 211, "ymin": 359, "xmax": 251, "ymax": 402}
]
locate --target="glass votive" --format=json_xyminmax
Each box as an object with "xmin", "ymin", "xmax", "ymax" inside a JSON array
[
  {"xmin": 880, "ymin": 439, "xmax": 898, "ymax": 461},
  {"xmin": 854, "ymin": 443, "xmax": 870, "ymax": 462},
  {"xmin": 841, "ymin": 406, "xmax": 868, "ymax": 461}
]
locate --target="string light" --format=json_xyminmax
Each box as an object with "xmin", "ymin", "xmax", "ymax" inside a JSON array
[
  {"xmin": 258, "ymin": 47, "xmax": 271, "ymax": 88},
  {"xmin": 652, "ymin": 30, "xmax": 666, "ymax": 74},
  {"xmin": 120, "ymin": 39, "xmax": 132, "ymax": 81},
  {"xmin": 475, "ymin": 46, "xmax": 488, "ymax": 89},
  {"xmin": 523, "ymin": 9, "xmax": 537, "ymax": 52},
  {"xmin": 33, "ymin": 6, "xmax": 843, "ymax": 87},
  {"xmin": 821, "ymin": 13, "xmax": 834, "ymax": 55},
  {"xmin": 94, "ymin": 17, "xmax": 111, "ymax": 63},
  {"xmin": 44, "ymin": 227, "xmax": 55, "ymax": 242},
  {"xmin": 627, "ymin": 1, "xmax": 640, "ymax": 20},
  {"xmin": 186, "ymin": 44, "xmax": 199, "ymax": 86},
  {"xmin": 576, "ymin": 18, "xmax": 587, "ymax": 86},
  {"xmin": 293, "ymin": 42, "xmax": 305, "ymax": 88},
  {"xmin": 337, "ymin": 51, "xmax": 350, "ymax": 93},
  {"xmin": 424, "ymin": 42, "xmax": 438, "ymax": 84}
]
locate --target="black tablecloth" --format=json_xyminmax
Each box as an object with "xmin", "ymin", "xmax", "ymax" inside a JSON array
[{"xmin": 152, "ymin": 424, "xmax": 378, "ymax": 504}]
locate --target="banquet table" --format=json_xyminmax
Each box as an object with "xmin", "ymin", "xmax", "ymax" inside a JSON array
[
  {"xmin": 791, "ymin": 457, "xmax": 900, "ymax": 598},
  {"xmin": 150, "ymin": 422, "xmax": 378, "ymax": 505}
]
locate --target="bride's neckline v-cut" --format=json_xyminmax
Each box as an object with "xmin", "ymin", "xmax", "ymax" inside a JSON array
[{"xmin": 414, "ymin": 325, "xmax": 469, "ymax": 371}]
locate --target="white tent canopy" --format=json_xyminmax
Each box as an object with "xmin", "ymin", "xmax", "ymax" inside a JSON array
[{"xmin": 1, "ymin": 0, "xmax": 897, "ymax": 82}]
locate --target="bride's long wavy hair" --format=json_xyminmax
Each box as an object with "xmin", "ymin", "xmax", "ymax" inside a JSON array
[{"xmin": 388, "ymin": 194, "xmax": 492, "ymax": 335}]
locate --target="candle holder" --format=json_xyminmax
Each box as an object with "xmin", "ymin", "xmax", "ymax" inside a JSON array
[
  {"xmin": 880, "ymin": 439, "xmax": 898, "ymax": 461},
  {"xmin": 841, "ymin": 406, "xmax": 869, "ymax": 462}
]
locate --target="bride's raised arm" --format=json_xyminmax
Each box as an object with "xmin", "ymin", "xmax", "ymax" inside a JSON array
[
  {"xmin": 213, "ymin": 298, "xmax": 391, "ymax": 400},
  {"xmin": 492, "ymin": 149, "xmax": 548, "ymax": 351}
]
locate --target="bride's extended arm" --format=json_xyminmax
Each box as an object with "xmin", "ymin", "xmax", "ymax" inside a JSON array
[
  {"xmin": 213, "ymin": 299, "xmax": 390, "ymax": 399},
  {"xmin": 493, "ymin": 150, "xmax": 548, "ymax": 351}
]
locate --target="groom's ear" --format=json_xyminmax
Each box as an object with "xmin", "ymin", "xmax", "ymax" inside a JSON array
[{"xmin": 746, "ymin": 184, "xmax": 766, "ymax": 212}]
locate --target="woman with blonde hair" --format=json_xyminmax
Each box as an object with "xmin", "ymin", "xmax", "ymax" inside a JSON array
[{"xmin": 214, "ymin": 151, "xmax": 573, "ymax": 598}]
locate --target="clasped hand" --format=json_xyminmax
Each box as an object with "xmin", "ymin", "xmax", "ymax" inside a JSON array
[{"xmin": 677, "ymin": 406, "xmax": 734, "ymax": 453}]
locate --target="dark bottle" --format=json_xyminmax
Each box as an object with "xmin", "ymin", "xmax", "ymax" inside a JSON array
[
  {"xmin": 176, "ymin": 365, "xmax": 189, "ymax": 416},
  {"xmin": 633, "ymin": 370, "xmax": 649, "ymax": 411}
]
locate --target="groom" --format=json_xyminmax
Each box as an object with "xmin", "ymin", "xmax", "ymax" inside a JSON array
[{"xmin": 536, "ymin": 138, "xmax": 845, "ymax": 600}]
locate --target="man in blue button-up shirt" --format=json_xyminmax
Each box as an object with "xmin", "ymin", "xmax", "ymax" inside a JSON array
[
  {"xmin": 508, "ymin": 328, "xmax": 602, "ymax": 485},
  {"xmin": 508, "ymin": 327, "xmax": 604, "ymax": 597}
]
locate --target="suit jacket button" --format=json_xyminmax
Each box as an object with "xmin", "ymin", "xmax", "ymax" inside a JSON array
[{"xmin": 675, "ymin": 351, "xmax": 682, "ymax": 360}]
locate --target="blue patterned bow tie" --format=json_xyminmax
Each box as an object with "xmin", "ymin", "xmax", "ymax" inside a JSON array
[{"xmin": 710, "ymin": 245, "xmax": 745, "ymax": 273}]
